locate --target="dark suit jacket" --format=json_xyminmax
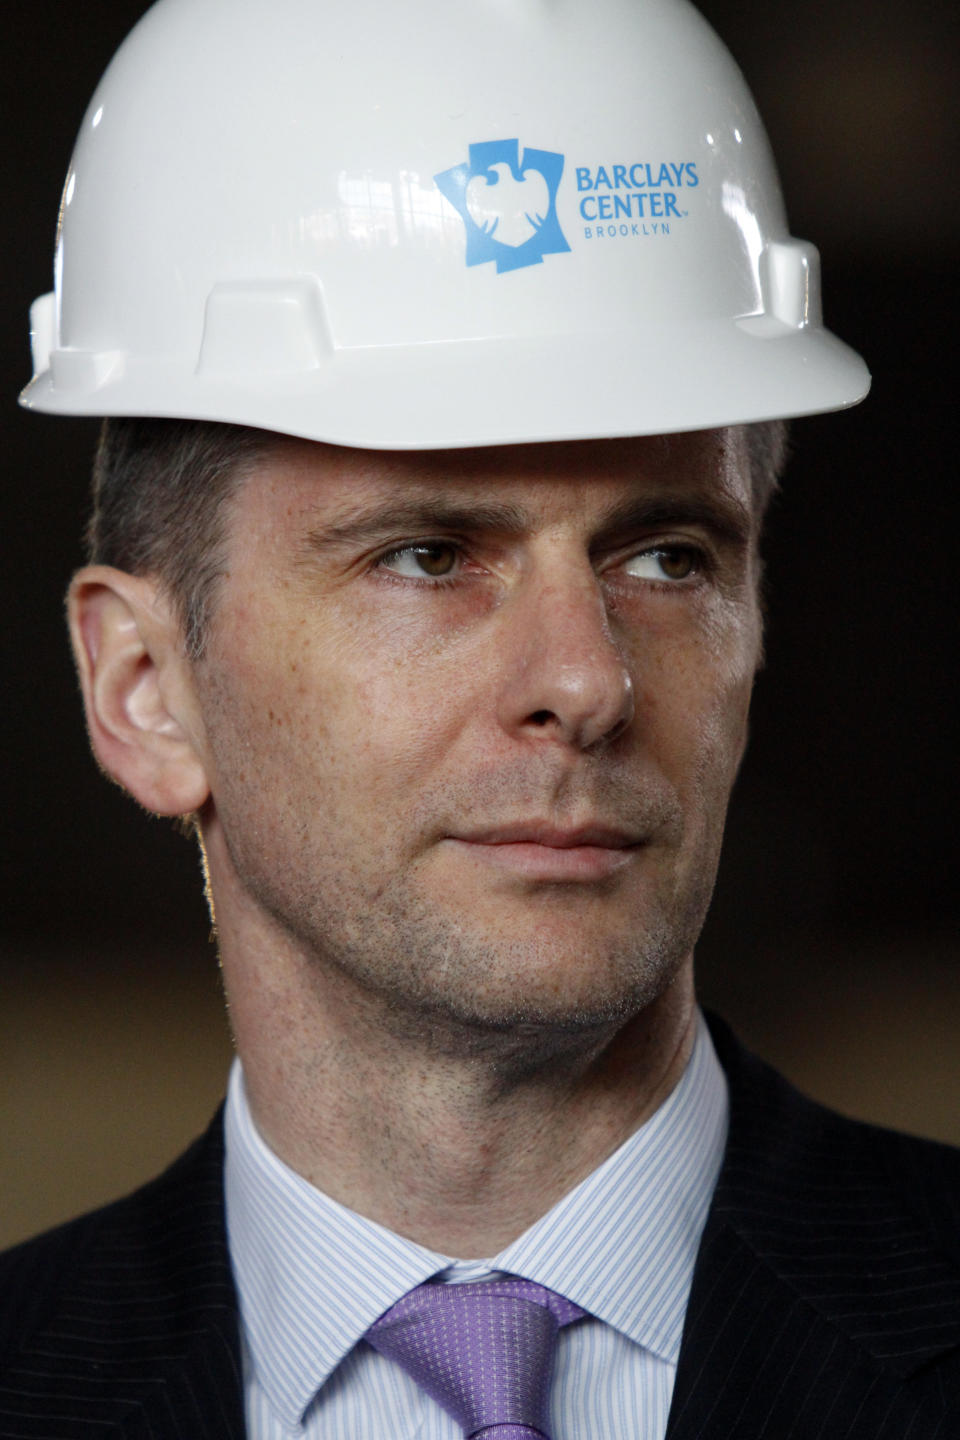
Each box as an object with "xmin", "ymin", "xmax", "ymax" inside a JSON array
[{"xmin": 3, "ymin": 1015, "xmax": 960, "ymax": 1438}]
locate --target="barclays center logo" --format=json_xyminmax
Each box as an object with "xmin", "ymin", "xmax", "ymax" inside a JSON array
[{"xmin": 435, "ymin": 139, "xmax": 570, "ymax": 274}]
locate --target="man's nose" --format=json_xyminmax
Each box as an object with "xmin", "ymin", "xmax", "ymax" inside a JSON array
[{"xmin": 496, "ymin": 557, "xmax": 635, "ymax": 751}]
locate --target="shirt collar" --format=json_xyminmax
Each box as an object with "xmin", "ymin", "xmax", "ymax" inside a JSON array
[
  {"xmin": 491, "ymin": 1010, "xmax": 728, "ymax": 1360},
  {"xmin": 225, "ymin": 1010, "xmax": 727, "ymax": 1429}
]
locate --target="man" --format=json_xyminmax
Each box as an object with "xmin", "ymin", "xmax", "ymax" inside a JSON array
[{"xmin": 3, "ymin": 0, "xmax": 959, "ymax": 1437}]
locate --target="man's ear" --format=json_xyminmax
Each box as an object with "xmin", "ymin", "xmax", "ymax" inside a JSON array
[{"xmin": 67, "ymin": 565, "xmax": 211, "ymax": 817}]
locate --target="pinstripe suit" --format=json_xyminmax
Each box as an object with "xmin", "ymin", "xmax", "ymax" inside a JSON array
[{"xmin": 3, "ymin": 1015, "xmax": 960, "ymax": 1439}]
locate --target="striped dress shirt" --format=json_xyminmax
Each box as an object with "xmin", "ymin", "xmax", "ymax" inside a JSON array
[{"xmin": 224, "ymin": 1010, "xmax": 727, "ymax": 1439}]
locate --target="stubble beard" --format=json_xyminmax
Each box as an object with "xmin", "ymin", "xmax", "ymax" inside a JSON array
[{"xmin": 217, "ymin": 781, "xmax": 722, "ymax": 1068}]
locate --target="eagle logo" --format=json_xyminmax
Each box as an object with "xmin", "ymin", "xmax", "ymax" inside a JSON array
[{"xmin": 435, "ymin": 139, "xmax": 570, "ymax": 274}]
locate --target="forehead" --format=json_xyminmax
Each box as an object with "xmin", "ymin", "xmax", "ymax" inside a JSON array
[{"xmin": 225, "ymin": 428, "xmax": 754, "ymax": 548}]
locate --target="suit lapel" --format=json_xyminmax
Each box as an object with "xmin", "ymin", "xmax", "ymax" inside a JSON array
[
  {"xmin": 115, "ymin": 1312, "xmax": 244, "ymax": 1440},
  {"xmin": 103, "ymin": 1116, "xmax": 246, "ymax": 1440},
  {"xmin": 1, "ymin": 1114, "xmax": 246, "ymax": 1440},
  {"xmin": 666, "ymin": 1015, "xmax": 960, "ymax": 1437}
]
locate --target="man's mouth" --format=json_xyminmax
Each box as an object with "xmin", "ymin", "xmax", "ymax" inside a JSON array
[{"xmin": 446, "ymin": 821, "xmax": 645, "ymax": 881}]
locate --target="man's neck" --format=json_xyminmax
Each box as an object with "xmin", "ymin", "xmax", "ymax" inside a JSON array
[{"xmin": 224, "ymin": 933, "xmax": 697, "ymax": 1256}]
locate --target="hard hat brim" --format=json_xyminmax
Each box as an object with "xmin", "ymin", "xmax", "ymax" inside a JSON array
[{"xmin": 21, "ymin": 319, "xmax": 869, "ymax": 450}]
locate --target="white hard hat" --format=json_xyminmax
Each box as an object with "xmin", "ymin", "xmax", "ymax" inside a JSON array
[{"xmin": 21, "ymin": 0, "xmax": 869, "ymax": 448}]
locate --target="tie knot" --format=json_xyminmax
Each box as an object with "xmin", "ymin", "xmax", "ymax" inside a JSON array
[{"xmin": 365, "ymin": 1277, "xmax": 585, "ymax": 1439}]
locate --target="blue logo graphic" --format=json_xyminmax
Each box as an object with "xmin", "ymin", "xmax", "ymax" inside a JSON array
[{"xmin": 435, "ymin": 140, "xmax": 570, "ymax": 274}]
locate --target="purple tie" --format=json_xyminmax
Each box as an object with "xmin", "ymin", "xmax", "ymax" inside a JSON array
[{"xmin": 365, "ymin": 1276, "xmax": 585, "ymax": 1439}]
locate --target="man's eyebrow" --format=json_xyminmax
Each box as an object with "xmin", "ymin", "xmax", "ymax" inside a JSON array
[
  {"xmin": 589, "ymin": 492, "xmax": 755, "ymax": 551},
  {"xmin": 304, "ymin": 498, "xmax": 531, "ymax": 551}
]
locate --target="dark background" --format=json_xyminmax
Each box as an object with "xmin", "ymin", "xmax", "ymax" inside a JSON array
[{"xmin": 2, "ymin": 0, "xmax": 957, "ymax": 1245}]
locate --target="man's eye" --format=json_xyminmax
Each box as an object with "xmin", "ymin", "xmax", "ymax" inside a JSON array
[
  {"xmin": 623, "ymin": 546, "xmax": 699, "ymax": 582},
  {"xmin": 379, "ymin": 543, "xmax": 460, "ymax": 579}
]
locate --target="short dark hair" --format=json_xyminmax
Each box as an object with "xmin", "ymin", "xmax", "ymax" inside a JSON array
[
  {"xmin": 87, "ymin": 415, "xmax": 789, "ymax": 658},
  {"xmin": 87, "ymin": 418, "xmax": 275, "ymax": 658},
  {"xmin": 746, "ymin": 417, "xmax": 789, "ymax": 523}
]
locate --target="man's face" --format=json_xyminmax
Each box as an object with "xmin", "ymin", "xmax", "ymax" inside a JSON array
[{"xmin": 192, "ymin": 431, "xmax": 762, "ymax": 1037}]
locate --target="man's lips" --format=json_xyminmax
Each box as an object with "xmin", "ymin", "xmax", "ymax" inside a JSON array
[
  {"xmin": 446, "ymin": 822, "xmax": 645, "ymax": 881},
  {"xmin": 455, "ymin": 822, "xmax": 641, "ymax": 848}
]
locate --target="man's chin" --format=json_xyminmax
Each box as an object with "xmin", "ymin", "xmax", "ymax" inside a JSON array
[{"xmin": 358, "ymin": 926, "xmax": 693, "ymax": 1056}]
